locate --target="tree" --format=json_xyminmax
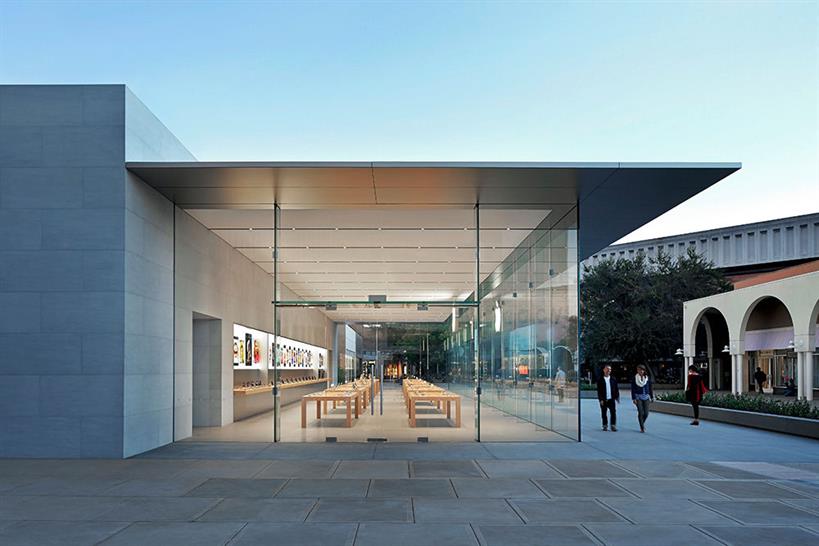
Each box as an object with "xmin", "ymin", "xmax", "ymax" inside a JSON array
[{"xmin": 580, "ymin": 248, "xmax": 731, "ymax": 375}]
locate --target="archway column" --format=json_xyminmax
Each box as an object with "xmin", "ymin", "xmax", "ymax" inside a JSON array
[{"xmin": 735, "ymin": 353, "xmax": 746, "ymax": 394}]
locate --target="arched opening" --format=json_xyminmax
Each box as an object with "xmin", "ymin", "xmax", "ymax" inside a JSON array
[
  {"xmin": 810, "ymin": 299, "xmax": 819, "ymax": 394},
  {"xmin": 692, "ymin": 308, "xmax": 730, "ymax": 390},
  {"xmin": 742, "ymin": 296, "xmax": 795, "ymax": 393}
]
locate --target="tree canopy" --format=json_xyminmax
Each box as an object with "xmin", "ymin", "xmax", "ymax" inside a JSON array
[{"xmin": 580, "ymin": 248, "xmax": 732, "ymax": 371}]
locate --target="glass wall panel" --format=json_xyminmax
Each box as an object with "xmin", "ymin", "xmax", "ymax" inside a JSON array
[{"xmin": 446, "ymin": 206, "xmax": 579, "ymax": 441}]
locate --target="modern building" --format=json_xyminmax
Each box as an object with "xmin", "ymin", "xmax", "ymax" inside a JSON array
[
  {"xmin": 584, "ymin": 213, "xmax": 819, "ymax": 281},
  {"xmin": 0, "ymin": 85, "xmax": 739, "ymax": 458},
  {"xmin": 683, "ymin": 260, "xmax": 819, "ymax": 400}
]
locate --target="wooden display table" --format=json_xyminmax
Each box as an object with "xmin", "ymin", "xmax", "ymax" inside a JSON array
[
  {"xmin": 300, "ymin": 390, "xmax": 360, "ymax": 428},
  {"xmin": 407, "ymin": 391, "xmax": 462, "ymax": 428}
]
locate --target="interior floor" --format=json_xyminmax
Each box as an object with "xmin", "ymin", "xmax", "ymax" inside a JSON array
[{"xmin": 188, "ymin": 383, "xmax": 572, "ymax": 442}]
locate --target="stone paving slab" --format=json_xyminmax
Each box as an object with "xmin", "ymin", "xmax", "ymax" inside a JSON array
[
  {"xmin": 333, "ymin": 460, "xmax": 409, "ymax": 479},
  {"xmin": 546, "ymin": 460, "xmax": 637, "ymax": 478},
  {"xmin": 612, "ymin": 478, "xmax": 725, "ymax": 499},
  {"xmin": 413, "ymin": 498, "xmax": 522, "ymax": 524},
  {"xmin": 511, "ymin": 499, "xmax": 625, "ymax": 524},
  {"xmin": 411, "ymin": 460, "xmax": 484, "ymax": 478},
  {"xmin": 368, "ymin": 478, "xmax": 455, "ymax": 498},
  {"xmin": 253, "ymin": 460, "xmax": 338, "ymax": 478},
  {"xmin": 695, "ymin": 480, "xmax": 810, "ymax": 499},
  {"xmin": 277, "ymin": 479, "xmax": 370, "ymax": 498},
  {"xmin": 307, "ymin": 499, "xmax": 412, "ymax": 523},
  {"xmin": 534, "ymin": 479, "xmax": 633, "ymax": 498},
  {"xmin": 699, "ymin": 500, "xmax": 819, "ymax": 524},
  {"xmin": 374, "ymin": 443, "xmax": 492, "ymax": 460},
  {"xmin": 0, "ymin": 520, "xmax": 127, "ymax": 546},
  {"xmin": 230, "ymin": 523, "xmax": 356, "ymax": 546},
  {"xmin": 197, "ymin": 498, "xmax": 315, "ymax": 522},
  {"xmin": 697, "ymin": 524, "xmax": 819, "ymax": 546},
  {"xmin": 185, "ymin": 478, "xmax": 287, "ymax": 498},
  {"xmin": 584, "ymin": 523, "xmax": 722, "ymax": 546},
  {"xmin": 609, "ymin": 460, "xmax": 720, "ymax": 479},
  {"xmin": 475, "ymin": 460, "xmax": 564, "ymax": 478},
  {"xmin": 99, "ymin": 522, "xmax": 245, "ymax": 546},
  {"xmin": 772, "ymin": 480, "xmax": 819, "ymax": 498},
  {"xmin": 94, "ymin": 497, "xmax": 220, "ymax": 522},
  {"xmin": 170, "ymin": 460, "xmax": 274, "ymax": 480},
  {"xmin": 784, "ymin": 498, "xmax": 819, "ymax": 514},
  {"xmin": 102, "ymin": 477, "xmax": 208, "ymax": 497},
  {"xmin": 8, "ymin": 477, "xmax": 127, "ymax": 496},
  {"xmin": 686, "ymin": 462, "xmax": 769, "ymax": 479},
  {"xmin": 0, "ymin": 496, "xmax": 115, "ymax": 521},
  {"xmin": 356, "ymin": 523, "xmax": 478, "ymax": 546},
  {"xmin": 451, "ymin": 478, "xmax": 546, "ymax": 498},
  {"xmin": 599, "ymin": 498, "xmax": 734, "ymax": 524},
  {"xmin": 252, "ymin": 444, "xmax": 376, "ymax": 460},
  {"xmin": 475, "ymin": 524, "xmax": 595, "ymax": 546}
]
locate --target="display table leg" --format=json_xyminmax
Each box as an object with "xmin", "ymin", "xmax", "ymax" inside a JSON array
[
  {"xmin": 409, "ymin": 399, "xmax": 416, "ymax": 427},
  {"xmin": 455, "ymin": 399, "xmax": 461, "ymax": 428},
  {"xmin": 316, "ymin": 400, "xmax": 322, "ymax": 419},
  {"xmin": 354, "ymin": 396, "xmax": 360, "ymax": 418},
  {"xmin": 446, "ymin": 399, "xmax": 451, "ymax": 419},
  {"xmin": 346, "ymin": 399, "xmax": 352, "ymax": 427},
  {"xmin": 301, "ymin": 399, "xmax": 307, "ymax": 428}
]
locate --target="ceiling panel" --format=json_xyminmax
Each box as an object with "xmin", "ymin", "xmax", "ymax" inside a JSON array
[{"xmin": 128, "ymin": 162, "xmax": 739, "ymax": 323}]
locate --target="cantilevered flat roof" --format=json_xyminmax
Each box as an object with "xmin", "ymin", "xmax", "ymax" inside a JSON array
[{"xmin": 127, "ymin": 161, "xmax": 740, "ymax": 261}]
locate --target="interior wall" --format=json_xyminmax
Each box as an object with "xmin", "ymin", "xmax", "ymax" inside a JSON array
[
  {"xmin": 173, "ymin": 208, "xmax": 336, "ymax": 441},
  {"xmin": 192, "ymin": 316, "xmax": 222, "ymax": 427}
]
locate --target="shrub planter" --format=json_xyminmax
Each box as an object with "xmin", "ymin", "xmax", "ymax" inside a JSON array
[{"xmin": 652, "ymin": 401, "xmax": 819, "ymax": 439}]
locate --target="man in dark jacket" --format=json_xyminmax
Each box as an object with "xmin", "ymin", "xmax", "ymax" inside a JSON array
[
  {"xmin": 596, "ymin": 364, "xmax": 620, "ymax": 431},
  {"xmin": 753, "ymin": 367, "xmax": 767, "ymax": 393}
]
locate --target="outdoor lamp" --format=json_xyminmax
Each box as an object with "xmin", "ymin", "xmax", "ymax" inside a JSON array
[
  {"xmin": 722, "ymin": 345, "xmax": 730, "ymax": 353},
  {"xmin": 674, "ymin": 348, "xmax": 683, "ymax": 356}
]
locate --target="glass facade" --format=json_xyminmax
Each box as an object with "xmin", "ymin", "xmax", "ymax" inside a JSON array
[{"xmin": 447, "ymin": 207, "xmax": 580, "ymax": 440}]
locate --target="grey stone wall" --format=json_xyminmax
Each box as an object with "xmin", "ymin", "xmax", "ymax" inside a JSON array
[{"xmin": 0, "ymin": 85, "xmax": 126, "ymax": 457}]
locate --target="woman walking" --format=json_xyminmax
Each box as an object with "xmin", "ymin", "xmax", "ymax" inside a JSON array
[
  {"xmin": 685, "ymin": 365, "xmax": 708, "ymax": 426},
  {"xmin": 631, "ymin": 365, "xmax": 653, "ymax": 432}
]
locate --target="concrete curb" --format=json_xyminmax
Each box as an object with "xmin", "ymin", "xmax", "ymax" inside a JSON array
[{"xmin": 652, "ymin": 400, "xmax": 819, "ymax": 439}]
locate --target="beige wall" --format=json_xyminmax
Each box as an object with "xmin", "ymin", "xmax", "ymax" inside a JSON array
[{"xmin": 173, "ymin": 208, "xmax": 335, "ymax": 440}]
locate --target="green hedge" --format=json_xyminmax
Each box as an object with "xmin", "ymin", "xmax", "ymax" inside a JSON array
[{"xmin": 657, "ymin": 392, "xmax": 819, "ymax": 420}]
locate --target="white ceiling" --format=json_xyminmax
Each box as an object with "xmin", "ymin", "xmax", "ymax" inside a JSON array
[{"xmin": 187, "ymin": 208, "xmax": 550, "ymax": 322}]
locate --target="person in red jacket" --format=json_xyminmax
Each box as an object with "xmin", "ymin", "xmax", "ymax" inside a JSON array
[{"xmin": 684, "ymin": 365, "xmax": 708, "ymax": 426}]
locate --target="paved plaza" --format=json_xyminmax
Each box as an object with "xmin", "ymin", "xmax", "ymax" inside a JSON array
[{"xmin": 0, "ymin": 400, "xmax": 818, "ymax": 545}]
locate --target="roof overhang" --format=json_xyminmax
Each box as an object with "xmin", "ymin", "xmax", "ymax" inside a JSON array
[{"xmin": 126, "ymin": 161, "xmax": 740, "ymax": 260}]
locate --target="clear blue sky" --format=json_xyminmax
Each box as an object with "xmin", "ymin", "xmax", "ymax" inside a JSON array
[{"xmin": 1, "ymin": 1, "xmax": 816, "ymax": 242}]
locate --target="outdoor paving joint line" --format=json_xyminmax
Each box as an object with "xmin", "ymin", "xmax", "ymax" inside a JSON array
[
  {"xmin": 249, "ymin": 461, "xmax": 275, "ymax": 479},
  {"xmin": 606, "ymin": 478, "xmax": 641, "ymax": 498},
  {"xmin": 687, "ymin": 479, "xmax": 735, "ymax": 500},
  {"xmin": 504, "ymin": 498, "xmax": 528, "ymax": 524},
  {"xmin": 780, "ymin": 498, "xmax": 819, "ymax": 515},
  {"xmin": 302, "ymin": 498, "xmax": 320, "ymax": 522},
  {"xmin": 330, "ymin": 460, "xmax": 342, "ymax": 478},
  {"xmin": 798, "ymin": 523, "xmax": 819, "ymax": 537},
  {"xmin": 579, "ymin": 523, "xmax": 611, "ymax": 546},
  {"xmin": 196, "ymin": 498, "xmax": 228, "ymax": 522},
  {"xmin": 224, "ymin": 522, "xmax": 249, "ymax": 546},
  {"xmin": 474, "ymin": 459, "xmax": 489, "ymax": 479},
  {"xmin": 88, "ymin": 521, "xmax": 133, "ymax": 546},
  {"xmin": 687, "ymin": 498, "xmax": 745, "ymax": 524},
  {"xmin": 365, "ymin": 479, "xmax": 373, "ymax": 497},
  {"xmin": 691, "ymin": 523, "xmax": 733, "ymax": 546},
  {"xmin": 530, "ymin": 479, "xmax": 554, "ymax": 499},
  {"xmin": 351, "ymin": 522, "xmax": 361, "ymax": 545},
  {"xmin": 410, "ymin": 496, "xmax": 416, "ymax": 523},
  {"xmin": 541, "ymin": 460, "xmax": 571, "ymax": 479},
  {"xmin": 468, "ymin": 522, "xmax": 481, "ymax": 546},
  {"xmin": 594, "ymin": 498, "xmax": 635, "ymax": 524},
  {"xmin": 606, "ymin": 460, "xmax": 645, "ymax": 478}
]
